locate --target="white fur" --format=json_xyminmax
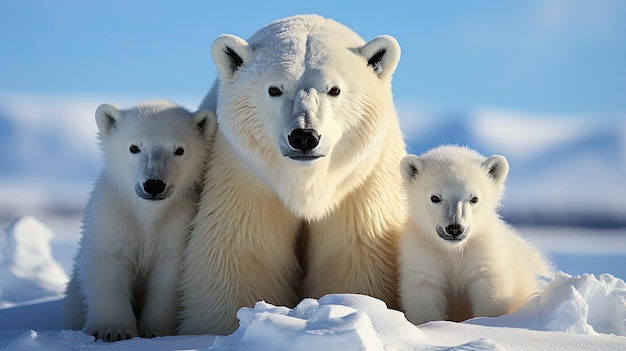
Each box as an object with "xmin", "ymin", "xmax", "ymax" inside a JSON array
[
  {"xmin": 179, "ymin": 14, "xmax": 406, "ymax": 335},
  {"xmin": 398, "ymin": 145, "xmax": 552, "ymax": 325},
  {"xmin": 63, "ymin": 101, "xmax": 216, "ymax": 341}
]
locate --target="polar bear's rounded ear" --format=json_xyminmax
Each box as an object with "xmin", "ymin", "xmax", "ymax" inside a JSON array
[
  {"xmin": 482, "ymin": 155, "xmax": 509, "ymax": 185},
  {"xmin": 211, "ymin": 34, "xmax": 254, "ymax": 79},
  {"xmin": 192, "ymin": 109, "xmax": 217, "ymax": 137},
  {"xmin": 95, "ymin": 103, "xmax": 123, "ymax": 135},
  {"xmin": 359, "ymin": 35, "xmax": 401, "ymax": 80},
  {"xmin": 400, "ymin": 154, "xmax": 421, "ymax": 181}
]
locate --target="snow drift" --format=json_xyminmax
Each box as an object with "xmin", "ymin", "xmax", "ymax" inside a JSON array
[
  {"xmin": 468, "ymin": 272, "xmax": 626, "ymax": 336},
  {"xmin": 0, "ymin": 216, "xmax": 68, "ymax": 307}
]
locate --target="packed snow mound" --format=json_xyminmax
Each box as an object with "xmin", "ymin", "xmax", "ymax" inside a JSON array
[
  {"xmin": 212, "ymin": 294, "xmax": 504, "ymax": 351},
  {"xmin": 0, "ymin": 216, "xmax": 69, "ymax": 306},
  {"xmin": 468, "ymin": 271, "xmax": 626, "ymax": 336}
]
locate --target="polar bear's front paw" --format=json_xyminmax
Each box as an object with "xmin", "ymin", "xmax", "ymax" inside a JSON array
[
  {"xmin": 139, "ymin": 330, "xmax": 163, "ymax": 338},
  {"xmin": 85, "ymin": 326, "xmax": 138, "ymax": 342},
  {"xmin": 138, "ymin": 317, "xmax": 175, "ymax": 338}
]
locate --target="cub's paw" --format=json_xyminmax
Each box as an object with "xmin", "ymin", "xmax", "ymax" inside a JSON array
[{"xmin": 85, "ymin": 325, "xmax": 138, "ymax": 342}]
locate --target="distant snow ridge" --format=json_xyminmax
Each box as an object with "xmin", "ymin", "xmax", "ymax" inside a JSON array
[
  {"xmin": 212, "ymin": 294, "xmax": 504, "ymax": 351},
  {"xmin": 0, "ymin": 216, "xmax": 69, "ymax": 306}
]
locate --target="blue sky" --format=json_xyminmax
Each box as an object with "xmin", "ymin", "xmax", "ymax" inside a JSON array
[{"xmin": 1, "ymin": 0, "xmax": 625, "ymax": 114}]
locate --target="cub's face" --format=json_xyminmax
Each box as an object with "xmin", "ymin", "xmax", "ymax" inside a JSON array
[
  {"xmin": 95, "ymin": 103, "xmax": 215, "ymax": 202},
  {"xmin": 400, "ymin": 147, "xmax": 509, "ymax": 248}
]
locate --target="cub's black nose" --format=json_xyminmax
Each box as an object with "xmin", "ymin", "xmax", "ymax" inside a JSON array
[
  {"xmin": 445, "ymin": 224, "xmax": 464, "ymax": 238},
  {"xmin": 288, "ymin": 129, "xmax": 320, "ymax": 152},
  {"xmin": 143, "ymin": 179, "xmax": 166, "ymax": 197}
]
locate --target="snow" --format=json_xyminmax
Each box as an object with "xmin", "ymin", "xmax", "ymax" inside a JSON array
[
  {"xmin": 466, "ymin": 273, "xmax": 626, "ymax": 336},
  {"xmin": 0, "ymin": 217, "xmax": 625, "ymax": 350},
  {"xmin": 211, "ymin": 295, "xmax": 428, "ymax": 351},
  {"xmin": 0, "ymin": 216, "xmax": 68, "ymax": 307}
]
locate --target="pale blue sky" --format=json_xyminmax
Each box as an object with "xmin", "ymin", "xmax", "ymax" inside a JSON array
[{"xmin": 1, "ymin": 0, "xmax": 625, "ymax": 114}]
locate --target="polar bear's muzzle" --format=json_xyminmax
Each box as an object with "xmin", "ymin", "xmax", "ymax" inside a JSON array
[
  {"xmin": 135, "ymin": 179, "xmax": 174, "ymax": 201},
  {"xmin": 282, "ymin": 128, "xmax": 325, "ymax": 162},
  {"xmin": 436, "ymin": 224, "xmax": 467, "ymax": 242},
  {"xmin": 288, "ymin": 128, "xmax": 320, "ymax": 151}
]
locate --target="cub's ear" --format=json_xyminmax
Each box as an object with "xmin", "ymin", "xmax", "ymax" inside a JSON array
[
  {"xmin": 482, "ymin": 155, "xmax": 509, "ymax": 185},
  {"xmin": 211, "ymin": 34, "xmax": 254, "ymax": 79},
  {"xmin": 359, "ymin": 35, "xmax": 401, "ymax": 80},
  {"xmin": 192, "ymin": 109, "xmax": 217, "ymax": 137},
  {"xmin": 95, "ymin": 103, "xmax": 123, "ymax": 135},
  {"xmin": 400, "ymin": 154, "xmax": 421, "ymax": 181}
]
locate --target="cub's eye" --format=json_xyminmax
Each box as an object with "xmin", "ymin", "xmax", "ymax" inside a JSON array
[
  {"xmin": 174, "ymin": 147, "xmax": 185, "ymax": 156},
  {"xmin": 129, "ymin": 145, "xmax": 140, "ymax": 154},
  {"xmin": 328, "ymin": 87, "xmax": 341, "ymax": 96},
  {"xmin": 470, "ymin": 196, "xmax": 479, "ymax": 204},
  {"xmin": 430, "ymin": 195, "xmax": 441, "ymax": 203},
  {"xmin": 268, "ymin": 86, "xmax": 282, "ymax": 97}
]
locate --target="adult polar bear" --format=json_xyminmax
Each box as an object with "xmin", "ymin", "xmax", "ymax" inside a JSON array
[{"xmin": 178, "ymin": 14, "xmax": 407, "ymax": 334}]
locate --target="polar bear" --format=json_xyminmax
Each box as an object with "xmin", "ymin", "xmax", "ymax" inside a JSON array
[
  {"xmin": 398, "ymin": 145, "xmax": 552, "ymax": 325},
  {"xmin": 178, "ymin": 14, "xmax": 407, "ymax": 334},
  {"xmin": 63, "ymin": 101, "xmax": 216, "ymax": 341}
]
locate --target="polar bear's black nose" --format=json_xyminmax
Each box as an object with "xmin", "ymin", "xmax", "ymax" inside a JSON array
[
  {"xmin": 288, "ymin": 129, "xmax": 320, "ymax": 152},
  {"xmin": 445, "ymin": 224, "xmax": 463, "ymax": 237},
  {"xmin": 143, "ymin": 179, "xmax": 166, "ymax": 197}
]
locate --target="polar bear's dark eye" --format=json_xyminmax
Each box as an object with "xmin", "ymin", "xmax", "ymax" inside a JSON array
[
  {"xmin": 430, "ymin": 195, "xmax": 441, "ymax": 203},
  {"xmin": 328, "ymin": 87, "xmax": 341, "ymax": 96},
  {"xmin": 174, "ymin": 147, "xmax": 185, "ymax": 156},
  {"xmin": 470, "ymin": 196, "xmax": 479, "ymax": 204},
  {"xmin": 130, "ymin": 145, "xmax": 140, "ymax": 154},
  {"xmin": 268, "ymin": 86, "xmax": 282, "ymax": 97}
]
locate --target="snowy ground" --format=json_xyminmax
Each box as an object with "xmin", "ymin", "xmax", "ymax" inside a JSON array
[{"xmin": 0, "ymin": 216, "xmax": 625, "ymax": 350}]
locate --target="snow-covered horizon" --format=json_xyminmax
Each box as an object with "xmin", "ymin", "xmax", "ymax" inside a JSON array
[{"xmin": 1, "ymin": 91, "xmax": 625, "ymax": 235}]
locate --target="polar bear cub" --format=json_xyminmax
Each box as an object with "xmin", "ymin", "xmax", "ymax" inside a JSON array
[
  {"xmin": 63, "ymin": 101, "xmax": 216, "ymax": 341},
  {"xmin": 398, "ymin": 145, "xmax": 551, "ymax": 325}
]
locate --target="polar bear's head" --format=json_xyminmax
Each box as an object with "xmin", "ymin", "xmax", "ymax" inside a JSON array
[
  {"xmin": 209, "ymin": 14, "xmax": 401, "ymax": 219},
  {"xmin": 400, "ymin": 145, "xmax": 509, "ymax": 248},
  {"xmin": 96, "ymin": 101, "xmax": 216, "ymax": 202}
]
